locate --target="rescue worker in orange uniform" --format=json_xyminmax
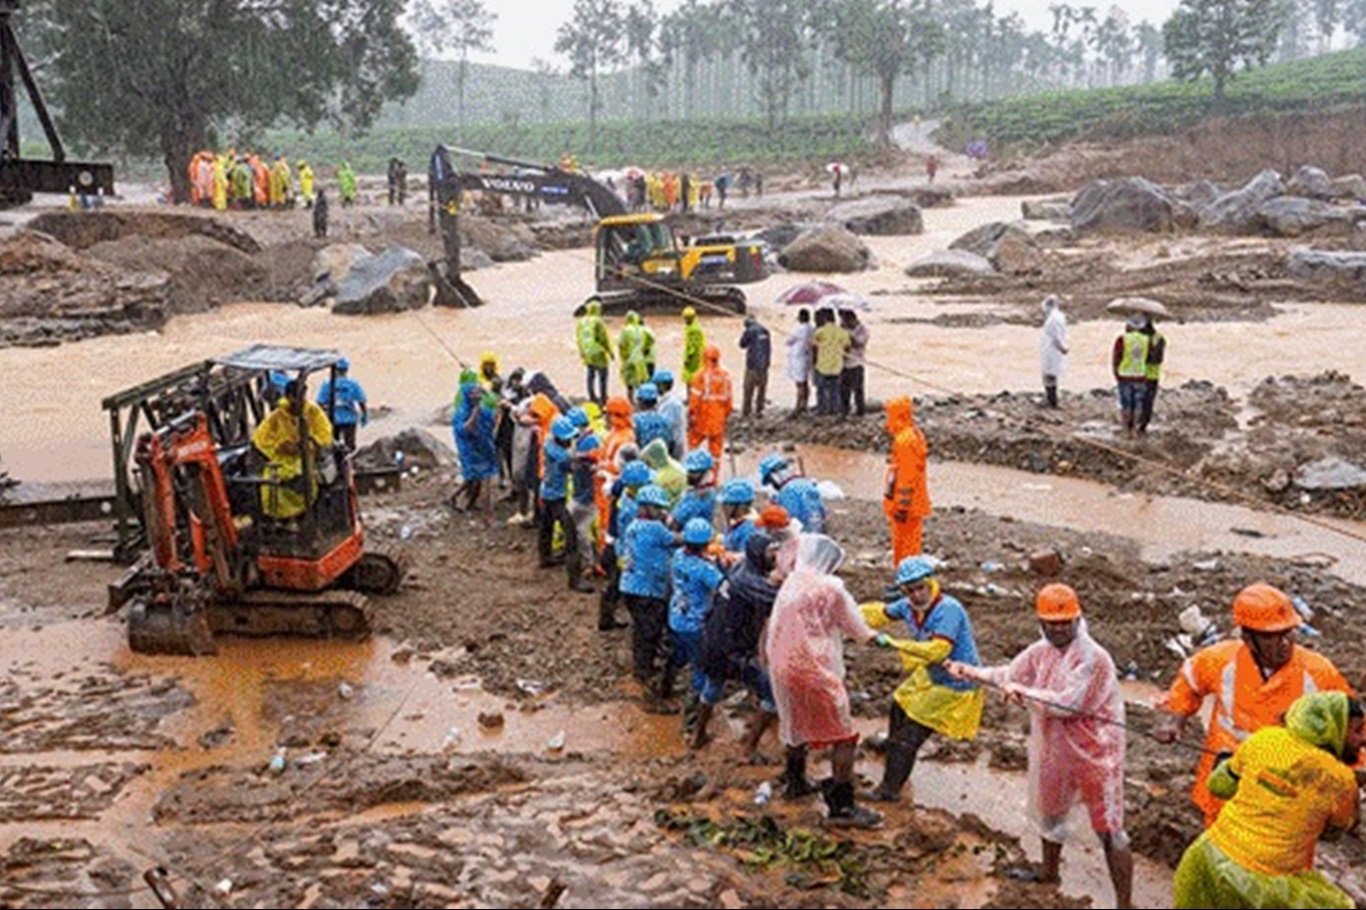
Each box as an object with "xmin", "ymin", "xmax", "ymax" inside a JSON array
[
  {"xmin": 686, "ymin": 345, "xmax": 732, "ymax": 478},
  {"xmin": 1154, "ymin": 582, "xmax": 1355, "ymax": 827},
  {"xmin": 883, "ymin": 396, "xmax": 931, "ymax": 563},
  {"xmin": 596, "ymin": 396, "xmax": 637, "ymax": 554}
]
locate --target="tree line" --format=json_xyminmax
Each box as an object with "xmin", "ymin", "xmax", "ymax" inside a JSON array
[{"xmin": 17, "ymin": 0, "xmax": 1366, "ymax": 196}]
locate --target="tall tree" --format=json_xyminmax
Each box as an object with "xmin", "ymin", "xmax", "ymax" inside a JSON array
[
  {"xmin": 22, "ymin": 0, "xmax": 418, "ymax": 203},
  {"xmin": 408, "ymin": 0, "xmax": 497, "ymax": 139},
  {"xmin": 826, "ymin": 0, "xmax": 943, "ymax": 143},
  {"xmin": 1163, "ymin": 0, "xmax": 1290, "ymax": 104},
  {"xmin": 623, "ymin": 1, "xmax": 660, "ymax": 119},
  {"xmin": 1135, "ymin": 20, "xmax": 1165, "ymax": 81},
  {"xmin": 555, "ymin": 0, "xmax": 627, "ymax": 152},
  {"xmin": 728, "ymin": 0, "xmax": 812, "ymax": 132}
]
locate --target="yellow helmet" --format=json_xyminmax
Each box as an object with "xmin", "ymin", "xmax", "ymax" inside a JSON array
[{"xmin": 682, "ymin": 306, "xmax": 696, "ymax": 320}]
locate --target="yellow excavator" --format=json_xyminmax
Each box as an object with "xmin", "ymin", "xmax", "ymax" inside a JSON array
[{"xmin": 427, "ymin": 146, "xmax": 766, "ymax": 315}]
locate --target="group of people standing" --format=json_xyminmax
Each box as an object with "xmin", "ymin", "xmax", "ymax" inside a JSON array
[
  {"xmin": 783, "ymin": 306, "xmax": 870, "ymax": 417},
  {"xmin": 185, "ymin": 150, "xmax": 359, "ymax": 214}
]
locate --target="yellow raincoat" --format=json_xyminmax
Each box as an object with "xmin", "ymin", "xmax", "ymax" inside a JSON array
[{"xmin": 252, "ymin": 398, "xmax": 334, "ymax": 518}]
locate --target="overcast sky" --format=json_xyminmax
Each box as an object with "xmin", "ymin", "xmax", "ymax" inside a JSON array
[{"xmin": 466, "ymin": 0, "xmax": 1182, "ymax": 71}]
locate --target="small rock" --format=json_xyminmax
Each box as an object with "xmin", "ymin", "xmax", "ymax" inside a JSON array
[
  {"xmin": 1026, "ymin": 549, "xmax": 1063, "ymax": 576},
  {"xmin": 477, "ymin": 711, "xmax": 505, "ymax": 731}
]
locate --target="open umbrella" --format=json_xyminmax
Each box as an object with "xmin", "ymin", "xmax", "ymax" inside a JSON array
[
  {"xmin": 1105, "ymin": 297, "xmax": 1170, "ymax": 318},
  {"xmin": 781, "ymin": 278, "xmax": 852, "ymax": 306},
  {"xmin": 825, "ymin": 161, "xmax": 851, "ymax": 175}
]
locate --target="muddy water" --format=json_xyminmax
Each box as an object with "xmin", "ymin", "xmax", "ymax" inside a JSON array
[
  {"xmin": 7, "ymin": 195, "xmax": 1366, "ymax": 484},
  {"xmin": 738, "ymin": 446, "xmax": 1366, "ymax": 585}
]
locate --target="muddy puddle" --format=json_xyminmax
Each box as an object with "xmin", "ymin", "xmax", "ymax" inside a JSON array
[{"xmin": 735, "ymin": 446, "xmax": 1366, "ymax": 585}]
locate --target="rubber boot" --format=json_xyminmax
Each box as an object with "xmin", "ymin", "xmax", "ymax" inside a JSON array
[
  {"xmin": 1045, "ymin": 383, "xmax": 1059, "ymax": 408},
  {"xmin": 823, "ymin": 780, "xmax": 883, "ymax": 829},
  {"xmin": 781, "ymin": 747, "xmax": 821, "ymax": 800},
  {"xmin": 690, "ymin": 703, "xmax": 714, "ymax": 749},
  {"xmin": 865, "ymin": 744, "xmax": 916, "ymax": 803},
  {"xmin": 597, "ymin": 590, "xmax": 627, "ymax": 631}
]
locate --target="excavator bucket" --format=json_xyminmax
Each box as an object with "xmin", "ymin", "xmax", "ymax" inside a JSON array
[{"xmin": 127, "ymin": 590, "xmax": 217, "ymax": 656}]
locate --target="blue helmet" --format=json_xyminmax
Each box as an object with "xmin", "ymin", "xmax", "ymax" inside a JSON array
[
  {"xmin": 683, "ymin": 449, "xmax": 715, "ymax": 474},
  {"xmin": 337, "ymin": 357, "xmax": 350, "ymax": 372},
  {"xmin": 567, "ymin": 406, "xmax": 590, "ymax": 428},
  {"xmin": 719, "ymin": 478, "xmax": 755, "ymax": 505},
  {"xmin": 652, "ymin": 368, "xmax": 674, "ymax": 386},
  {"xmin": 622, "ymin": 461, "xmax": 653, "ymax": 487},
  {"xmin": 682, "ymin": 517, "xmax": 713, "ymax": 546},
  {"xmin": 895, "ymin": 556, "xmax": 936, "ymax": 586},
  {"xmin": 576, "ymin": 433, "xmax": 600, "ymax": 454},
  {"xmin": 758, "ymin": 453, "xmax": 789, "ymax": 484},
  {"xmin": 636, "ymin": 382, "xmax": 659, "ymax": 404},
  {"xmin": 636, "ymin": 484, "xmax": 670, "ymax": 507},
  {"xmin": 551, "ymin": 417, "xmax": 577, "ymax": 441}
]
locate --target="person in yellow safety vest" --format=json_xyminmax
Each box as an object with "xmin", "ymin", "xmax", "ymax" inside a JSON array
[
  {"xmin": 252, "ymin": 379, "xmax": 334, "ymax": 519},
  {"xmin": 681, "ymin": 306, "xmax": 706, "ymax": 386},
  {"xmin": 617, "ymin": 311, "xmax": 654, "ymax": 403},
  {"xmin": 1138, "ymin": 316, "xmax": 1166, "ymax": 434},
  {"xmin": 576, "ymin": 299, "xmax": 614, "ymax": 405},
  {"xmin": 297, "ymin": 161, "xmax": 315, "ymax": 209},
  {"xmin": 337, "ymin": 161, "xmax": 358, "ymax": 207},
  {"xmin": 212, "ymin": 155, "xmax": 229, "ymax": 211},
  {"xmin": 1111, "ymin": 314, "xmax": 1149, "ymax": 438},
  {"xmin": 269, "ymin": 154, "xmax": 291, "ymax": 208}
]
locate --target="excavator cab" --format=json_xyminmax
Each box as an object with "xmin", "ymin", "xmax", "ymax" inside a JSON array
[
  {"xmin": 596, "ymin": 215, "xmax": 680, "ymax": 289},
  {"xmin": 105, "ymin": 345, "xmax": 404, "ymax": 655}
]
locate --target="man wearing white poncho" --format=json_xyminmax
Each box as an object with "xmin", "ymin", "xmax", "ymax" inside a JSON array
[{"xmin": 948, "ymin": 583, "xmax": 1133, "ymax": 909}]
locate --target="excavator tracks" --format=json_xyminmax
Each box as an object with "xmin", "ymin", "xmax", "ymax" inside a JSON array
[
  {"xmin": 207, "ymin": 589, "xmax": 375, "ymax": 642},
  {"xmin": 346, "ymin": 545, "xmax": 409, "ymax": 596}
]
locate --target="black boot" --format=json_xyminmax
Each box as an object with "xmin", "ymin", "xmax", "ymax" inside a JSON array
[
  {"xmin": 597, "ymin": 590, "xmax": 627, "ymax": 631},
  {"xmin": 865, "ymin": 744, "xmax": 916, "ymax": 802},
  {"xmin": 781, "ymin": 747, "xmax": 821, "ymax": 800},
  {"xmin": 1045, "ymin": 384, "xmax": 1059, "ymax": 408},
  {"xmin": 823, "ymin": 780, "xmax": 883, "ymax": 829}
]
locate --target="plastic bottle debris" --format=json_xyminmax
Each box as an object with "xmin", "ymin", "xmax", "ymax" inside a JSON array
[
  {"xmin": 754, "ymin": 781, "xmax": 773, "ymax": 806},
  {"xmin": 337, "ymin": 681, "xmax": 355, "ymax": 700},
  {"xmin": 442, "ymin": 727, "xmax": 463, "ymax": 752},
  {"xmin": 215, "ymin": 879, "xmax": 233, "ymax": 895},
  {"xmin": 400, "ymin": 524, "xmax": 414, "ymax": 541},
  {"xmin": 394, "ymin": 451, "xmax": 406, "ymax": 466},
  {"xmin": 268, "ymin": 747, "xmax": 287, "ymax": 775},
  {"xmin": 547, "ymin": 730, "xmax": 567, "ymax": 751},
  {"xmin": 1291, "ymin": 596, "xmax": 1314, "ymax": 622},
  {"xmin": 980, "ymin": 560, "xmax": 1005, "ymax": 573},
  {"xmin": 295, "ymin": 752, "xmax": 327, "ymax": 767}
]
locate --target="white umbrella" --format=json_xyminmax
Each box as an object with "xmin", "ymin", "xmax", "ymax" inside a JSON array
[{"xmin": 1105, "ymin": 297, "xmax": 1170, "ymax": 318}]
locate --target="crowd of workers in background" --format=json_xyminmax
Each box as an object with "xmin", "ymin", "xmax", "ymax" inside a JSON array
[{"xmin": 184, "ymin": 151, "xmax": 414, "ymax": 213}]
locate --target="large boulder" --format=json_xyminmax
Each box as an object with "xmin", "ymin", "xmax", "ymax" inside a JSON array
[
  {"xmin": 1257, "ymin": 197, "xmax": 1352, "ymax": 237},
  {"xmin": 903, "ymin": 249, "xmax": 995, "ymax": 278},
  {"xmin": 1294, "ymin": 456, "xmax": 1366, "ymax": 491},
  {"xmin": 355, "ymin": 429, "xmax": 456, "ymax": 471},
  {"xmin": 1331, "ymin": 173, "xmax": 1366, "ymax": 200},
  {"xmin": 1020, "ymin": 198, "xmax": 1070, "ymax": 221},
  {"xmin": 1071, "ymin": 178, "xmax": 1176, "ymax": 233},
  {"xmin": 311, "ymin": 243, "xmax": 372, "ymax": 286},
  {"xmin": 1285, "ymin": 165, "xmax": 1336, "ymax": 200},
  {"xmin": 461, "ymin": 216, "xmax": 538, "ymax": 262},
  {"xmin": 1199, "ymin": 169, "xmax": 1285, "ymax": 232},
  {"xmin": 949, "ymin": 221, "xmax": 1043, "ymax": 274},
  {"xmin": 1284, "ymin": 249, "xmax": 1366, "ymax": 287},
  {"xmin": 827, "ymin": 195, "xmax": 924, "ymax": 235},
  {"xmin": 333, "ymin": 245, "xmax": 431, "ymax": 315},
  {"xmin": 778, "ymin": 225, "xmax": 872, "ymax": 273}
]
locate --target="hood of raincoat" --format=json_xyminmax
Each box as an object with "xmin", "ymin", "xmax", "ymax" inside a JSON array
[
  {"xmin": 793, "ymin": 533, "xmax": 845, "ymax": 575},
  {"xmin": 1285, "ymin": 691, "xmax": 1352, "ymax": 759},
  {"xmin": 605, "ymin": 396, "xmax": 633, "ymax": 428},
  {"xmin": 479, "ymin": 351, "xmax": 499, "ymax": 373},
  {"xmin": 585, "ymin": 300, "xmax": 602, "ymax": 317},
  {"xmin": 704, "ymin": 344, "xmax": 721, "ymax": 364},
  {"xmin": 885, "ymin": 396, "xmax": 914, "ymax": 436},
  {"xmin": 459, "ymin": 367, "xmax": 479, "ymax": 386},
  {"xmin": 624, "ymin": 310, "xmax": 641, "ymax": 326}
]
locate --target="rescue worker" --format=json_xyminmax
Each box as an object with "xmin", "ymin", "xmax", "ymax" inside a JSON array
[
  {"xmin": 1112, "ymin": 314, "xmax": 1149, "ymax": 438},
  {"xmin": 1154, "ymin": 582, "xmax": 1355, "ymax": 827},
  {"xmin": 1173, "ymin": 691, "xmax": 1363, "ymax": 909},
  {"xmin": 567, "ymin": 415, "xmax": 601, "ymax": 595},
  {"xmin": 540, "ymin": 416, "xmax": 595, "ymax": 594},
  {"xmin": 737, "ymin": 314, "xmax": 772, "ymax": 418},
  {"xmin": 252, "ymin": 379, "xmax": 334, "ymax": 520},
  {"xmin": 671, "ymin": 450, "xmax": 718, "ymax": 530},
  {"xmin": 316, "ymin": 357, "xmax": 368, "ymax": 451},
  {"xmin": 211, "ymin": 153, "xmax": 229, "ymax": 211},
  {"xmin": 665, "ymin": 518, "xmax": 727, "ymax": 729},
  {"xmin": 616, "ymin": 311, "xmax": 654, "ymax": 403},
  {"xmin": 1138, "ymin": 315, "xmax": 1166, "ymax": 433},
  {"xmin": 313, "ymin": 189, "xmax": 329, "ymax": 239},
  {"xmin": 576, "ymin": 299, "xmax": 614, "ymax": 405},
  {"xmin": 694, "ymin": 531, "xmax": 781, "ymax": 758},
  {"xmin": 719, "ymin": 478, "xmax": 758, "ymax": 553},
  {"xmin": 601, "ymin": 456, "xmax": 651, "ymax": 632},
  {"xmin": 639, "ymin": 437, "xmax": 686, "ymax": 504},
  {"xmin": 269, "ymin": 154, "xmax": 291, "ymax": 208},
  {"xmin": 337, "ymin": 160, "xmax": 358, "ymax": 207},
  {"xmin": 681, "ymin": 307, "xmax": 706, "ymax": 386},
  {"xmin": 597, "ymin": 396, "xmax": 637, "ymax": 556},
  {"xmin": 297, "ymin": 160, "xmax": 315, "ymax": 208},
  {"xmin": 948, "ymin": 584, "xmax": 1132, "ymax": 909},
  {"xmin": 653, "ymin": 369, "xmax": 687, "ymax": 459},
  {"xmin": 450, "ymin": 369, "xmax": 498, "ymax": 520},
  {"xmin": 863, "ymin": 556, "xmax": 984, "ymax": 804},
  {"xmin": 687, "ymin": 345, "xmax": 733, "ymax": 474},
  {"xmin": 759, "ymin": 454, "xmax": 826, "ymax": 534},
  {"xmin": 620, "ymin": 484, "xmax": 680, "ymax": 704},
  {"xmin": 765, "ymin": 534, "xmax": 892, "ymax": 827},
  {"xmin": 883, "ymin": 396, "xmax": 931, "ymax": 563},
  {"xmin": 477, "ymin": 351, "xmax": 501, "ymax": 389},
  {"xmin": 632, "ymin": 383, "xmax": 672, "ymax": 453}
]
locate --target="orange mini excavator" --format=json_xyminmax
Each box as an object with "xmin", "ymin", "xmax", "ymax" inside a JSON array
[{"xmin": 104, "ymin": 345, "xmax": 404, "ymax": 654}]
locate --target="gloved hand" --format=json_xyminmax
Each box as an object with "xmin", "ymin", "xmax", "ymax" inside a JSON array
[
  {"xmin": 874, "ymin": 632, "xmax": 894, "ymax": 649},
  {"xmin": 892, "ymin": 509, "xmax": 908, "ymax": 523}
]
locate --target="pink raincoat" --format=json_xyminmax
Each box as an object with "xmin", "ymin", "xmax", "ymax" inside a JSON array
[
  {"xmin": 764, "ymin": 535, "xmax": 876, "ymax": 747},
  {"xmin": 979, "ymin": 619, "xmax": 1126, "ymax": 840}
]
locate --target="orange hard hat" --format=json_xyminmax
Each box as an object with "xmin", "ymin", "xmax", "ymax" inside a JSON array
[
  {"xmin": 1035, "ymin": 583, "xmax": 1081, "ymax": 621},
  {"xmin": 704, "ymin": 344, "xmax": 721, "ymax": 363},
  {"xmin": 604, "ymin": 396, "xmax": 632, "ymax": 418},
  {"xmin": 1232, "ymin": 583, "xmax": 1299, "ymax": 633},
  {"xmin": 755, "ymin": 504, "xmax": 791, "ymax": 529}
]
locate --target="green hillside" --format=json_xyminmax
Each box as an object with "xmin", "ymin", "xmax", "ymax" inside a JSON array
[{"xmin": 941, "ymin": 46, "xmax": 1366, "ymax": 151}]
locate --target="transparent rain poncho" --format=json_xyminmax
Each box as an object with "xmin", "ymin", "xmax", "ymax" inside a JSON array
[
  {"xmin": 763, "ymin": 535, "xmax": 876, "ymax": 747},
  {"xmin": 639, "ymin": 438, "xmax": 686, "ymax": 504},
  {"xmin": 978, "ymin": 619, "xmax": 1126, "ymax": 842}
]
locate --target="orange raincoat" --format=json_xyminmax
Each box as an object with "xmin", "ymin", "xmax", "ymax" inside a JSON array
[
  {"xmin": 687, "ymin": 346, "xmax": 732, "ymax": 467},
  {"xmin": 883, "ymin": 396, "xmax": 931, "ymax": 562}
]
